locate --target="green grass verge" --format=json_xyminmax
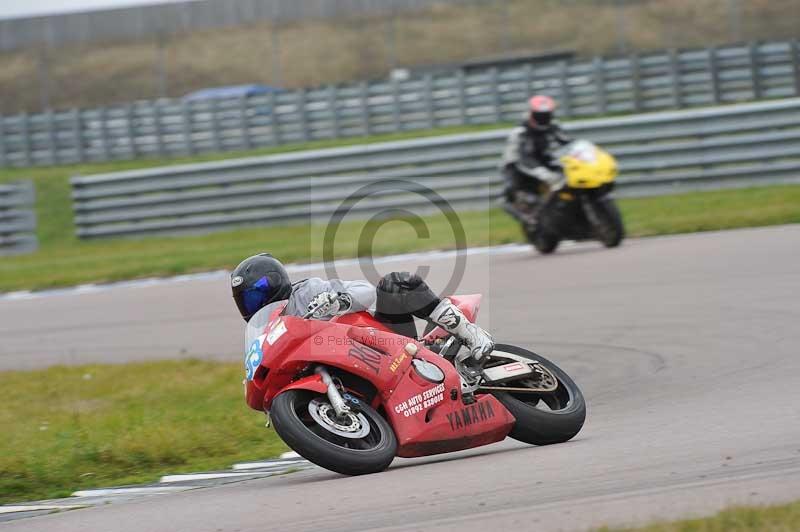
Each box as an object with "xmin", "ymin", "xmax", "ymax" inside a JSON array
[
  {"xmin": 0, "ymin": 121, "xmax": 506, "ymax": 248},
  {"xmin": 1, "ymin": 126, "xmax": 798, "ymax": 293},
  {"xmin": 1, "ymin": 183, "xmax": 800, "ymax": 293},
  {"xmin": 0, "ymin": 360, "xmax": 287, "ymax": 504},
  {"xmin": 598, "ymin": 500, "xmax": 800, "ymax": 531},
  {"xmin": 4, "ymin": 180, "xmax": 800, "ymax": 293}
]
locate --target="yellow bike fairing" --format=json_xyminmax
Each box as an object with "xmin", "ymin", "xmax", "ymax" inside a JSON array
[{"xmin": 559, "ymin": 140, "xmax": 618, "ymax": 189}]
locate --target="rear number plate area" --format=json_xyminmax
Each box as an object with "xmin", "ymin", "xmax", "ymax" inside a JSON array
[{"xmin": 483, "ymin": 362, "xmax": 533, "ymax": 384}]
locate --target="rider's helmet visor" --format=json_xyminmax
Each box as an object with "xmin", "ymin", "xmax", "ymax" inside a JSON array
[
  {"xmin": 531, "ymin": 111, "xmax": 552, "ymax": 126},
  {"xmin": 241, "ymin": 276, "xmax": 272, "ymax": 316}
]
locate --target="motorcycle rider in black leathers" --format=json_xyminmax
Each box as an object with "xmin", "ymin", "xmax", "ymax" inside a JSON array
[
  {"xmin": 231, "ymin": 254, "xmax": 494, "ymax": 365},
  {"xmin": 501, "ymin": 95, "xmax": 571, "ymax": 220}
]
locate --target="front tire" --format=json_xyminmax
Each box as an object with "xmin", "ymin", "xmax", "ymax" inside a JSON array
[
  {"xmin": 526, "ymin": 226, "xmax": 560, "ymax": 254},
  {"xmin": 271, "ymin": 390, "xmax": 397, "ymax": 475},
  {"xmin": 489, "ymin": 344, "xmax": 586, "ymax": 445},
  {"xmin": 594, "ymin": 198, "xmax": 625, "ymax": 248}
]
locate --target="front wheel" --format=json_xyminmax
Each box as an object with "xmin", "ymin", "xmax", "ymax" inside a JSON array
[
  {"xmin": 487, "ymin": 344, "xmax": 586, "ymax": 445},
  {"xmin": 270, "ymin": 390, "xmax": 397, "ymax": 475},
  {"xmin": 593, "ymin": 198, "xmax": 625, "ymax": 248},
  {"xmin": 525, "ymin": 226, "xmax": 560, "ymax": 254}
]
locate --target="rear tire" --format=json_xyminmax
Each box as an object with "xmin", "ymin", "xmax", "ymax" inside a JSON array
[
  {"xmin": 271, "ymin": 389, "xmax": 397, "ymax": 475},
  {"xmin": 489, "ymin": 344, "xmax": 586, "ymax": 445}
]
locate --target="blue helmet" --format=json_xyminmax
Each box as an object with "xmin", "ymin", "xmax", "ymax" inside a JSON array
[{"xmin": 231, "ymin": 253, "xmax": 292, "ymax": 321}]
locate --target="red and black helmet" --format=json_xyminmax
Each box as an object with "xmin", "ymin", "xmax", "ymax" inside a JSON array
[{"xmin": 528, "ymin": 95, "xmax": 556, "ymax": 129}]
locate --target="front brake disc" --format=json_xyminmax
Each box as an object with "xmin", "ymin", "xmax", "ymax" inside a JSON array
[{"xmin": 308, "ymin": 398, "xmax": 371, "ymax": 439}]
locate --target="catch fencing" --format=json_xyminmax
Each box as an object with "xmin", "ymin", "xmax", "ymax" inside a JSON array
[
  {"xmin": 70, "ymin": 97, "xmax": 800, "ymax": 239},
  {"xmin": 0, "ymin": 181, "xmax": 37, "ymax": 255},
  {"xmin": 3, "ymin": 40, "xmax": 800, "ymax": 169}
]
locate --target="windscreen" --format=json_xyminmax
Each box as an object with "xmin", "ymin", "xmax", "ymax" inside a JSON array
[
  {"xmin": 555, "ymin": 139, "xmax": 598, "ymax": 162},
  {"xmin": 244, "ymin": 301, "xmax": 286, "ymax": 351}
]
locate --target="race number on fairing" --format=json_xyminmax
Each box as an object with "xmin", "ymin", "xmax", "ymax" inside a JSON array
[{"xmin": 245, "ymin": 334, "xmax": 267, "ymax": 381}]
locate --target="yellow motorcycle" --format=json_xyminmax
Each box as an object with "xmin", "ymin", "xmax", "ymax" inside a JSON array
[{"xmin": 515, "ymin": 140, "xmax": 625, "ymax": 254}]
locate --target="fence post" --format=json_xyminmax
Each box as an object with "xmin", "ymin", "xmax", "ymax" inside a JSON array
[
  {"xmin": 424, "ymin": 74, "xmax": 436, "ymax": 129},
  {"xmin": 269, "ymin": 91, "xmax": 282, "ymax": 145},
  {"xmin": 209, "ymin": 99, "xmax": 221, "ymax": 153},
  {"xmin": 297, "ymin": 88, "xmax": 309, "ymax": 143},
  {"xmin": 749, "ymin": 42, "xmax": 762, "ymax": 99},
  {"xmin": 390, "ymin": 78, "xmax": 401, "ymax": 132},
  {"xmin": 328, "ymin": 85, "xmax": 341, "ymax": 138},
  {"xmin": 792, "ymin": 40, "xmax": 800, "ymax": 96},
  {"xmin": 558, "ymin": 61, "xmax": 572, "ymax": 117},
  {"xmin": 490, "ymin": 68, "xmax": 502, "ymax": 123},
  {"xmin": 523, "ymin": 63, "xmax": 534, "ymax": 94},
  {"xmin": 153, "ymin": 101, "xmax": 168, "ymax": 158},
  {"xmin": 71, "ymin": 108, "xmax": 84, "ymax": 163},
  {"xmin": 20, "ymin": 112, "xmax": 32, "ymax": 166},
  {"xmin": 668, "ymin": 49, "xmax": 683, "ymax": 108},
  {"xmin": 181, "ymin": 100, "xmax": 194, "ymax": 156},
  {"xmin": 360, "ymin": 82, "xmax": 371, "ymax": 136},
  {"xmin": 0, "ymin": 115, "xmax": 6, "ymax": 167},
  {"xmin": 46, "ymin": 110, "xmax": 58, "ymax": 165},
  {"xmin": 709, "ymin": 47, "xmax": 721, "ymax": 104},
  {"xmin": 630, "ymin": 54, "xmax": 642, "ymax": 112},
  {"xmin": 239, "ymin": 95, "xmax": 251, "ymax": 151},
  {"xmin": 120, "ymin": 104, "xmax": 135, "ymax": 159},
  {"xmin": 98, "ymin": 107, "xmax": 111, "ymax": 162},
  {"xmin": 593, "ymin": 57, "xmax": 607, "ymax": 115},
  {"xmin": 456, "ymin": 70, "xmax": 468, "ymax": 125}
]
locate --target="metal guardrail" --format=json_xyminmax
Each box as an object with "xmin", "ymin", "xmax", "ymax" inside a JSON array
[
  {"xmin": 0, "ymin": 181, "xmax": 38, "ymax": 255},
  {"xmin": 5, "ymin": 40, "xmax": 800, "ymax": 168},
  {"xmin": 71, "ymin": 98, "xmax": 800, "ymax": 239}
]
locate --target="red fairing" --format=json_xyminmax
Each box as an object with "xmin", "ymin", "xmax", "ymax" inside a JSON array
[
  {"xmin": 333, "ymin": 312, "xmax": 396, "ymax": 331},
  {"xmin": 244, "ymin": 296, "xmax": 516, "ymax": 459},
  {"xmin": 383, "ymin": 350, "xmax": 514, "ymax": 457},
  {"xmin": 249, "ymin": 314, "xmax": 417, "ymax": 411},
  {"xmin": 279, "ymin": 374, "xmax": 327, "ymax": 396}
]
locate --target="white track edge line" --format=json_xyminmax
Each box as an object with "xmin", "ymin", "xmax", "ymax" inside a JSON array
[
  {"xmin": 159, "ymin": 471, "xmax": 277, "ymax": 483},
  {"xmin": 0, "ymin": 243, "xmax": 534, "ymax": 301},
  {"xmin": 71, "ymin": 486, "xmax": 191, "ymax": 497},
  {"xmin": 0, "ymin": 505, "xmax": 88, "ymax": 514}
]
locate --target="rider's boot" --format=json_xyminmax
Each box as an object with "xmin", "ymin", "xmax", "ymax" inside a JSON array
[
  {"xmin": 429, "ymin": 299, "xmax": 494, "ymax": 403},
  {"xmin": 429, "ymin": 299, "xmax": 494, "ymax": 361}
]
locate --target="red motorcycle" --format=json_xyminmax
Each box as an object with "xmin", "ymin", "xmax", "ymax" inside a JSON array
[{"xmin": 244, "ymin": 294, "xmax": 585, "ymax": 475}]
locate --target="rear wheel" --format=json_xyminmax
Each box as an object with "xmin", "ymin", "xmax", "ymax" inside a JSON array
[
  {"xmin": 487, "ymin": 344, "xmax": 586, "ymax": 445},
  {"xmin": 270, "ymin": 389, "xmax": 397, "ymax": 475}
]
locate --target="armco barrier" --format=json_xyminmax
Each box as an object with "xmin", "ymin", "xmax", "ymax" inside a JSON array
[
  {"xmin": 70, "ymin": 98, "xmax": 800, "ymax": 239},
  {"xmin": 0, "ymin": 181, "xmax": 37, "ymax": 254},
  {"xmin": 5, "ymin": 40, "xmax": 800, "ymax": 168}
]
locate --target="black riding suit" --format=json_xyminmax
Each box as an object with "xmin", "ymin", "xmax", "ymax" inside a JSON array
[
  {"xmin": 501, "ymin": 121, "xmax": 572, "ymax": 204},
  {"xmin": 271, "ymin": 272, "xmax": 440, "ymax": 341},
  {"xmin": 244, "ymin": 270, "xmax": 492, "ymax": 369},
  {"xmin": 374, "ymin": 272, "xmax": 441, "ymax": 339}
]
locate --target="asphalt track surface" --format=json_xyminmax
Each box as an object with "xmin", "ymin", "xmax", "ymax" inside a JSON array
[{"xmin": 3, "ymin": 225, "xmax": 800, "ymax": 531}]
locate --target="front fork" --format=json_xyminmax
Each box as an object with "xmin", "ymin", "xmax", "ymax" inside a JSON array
[
  {"xmin": 315, "ymin": 366, "xmax": 351, "ymax": 417},
  {"xmin": 580, "ymin": 194, "xmax": 601, "ymax": 227}
]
